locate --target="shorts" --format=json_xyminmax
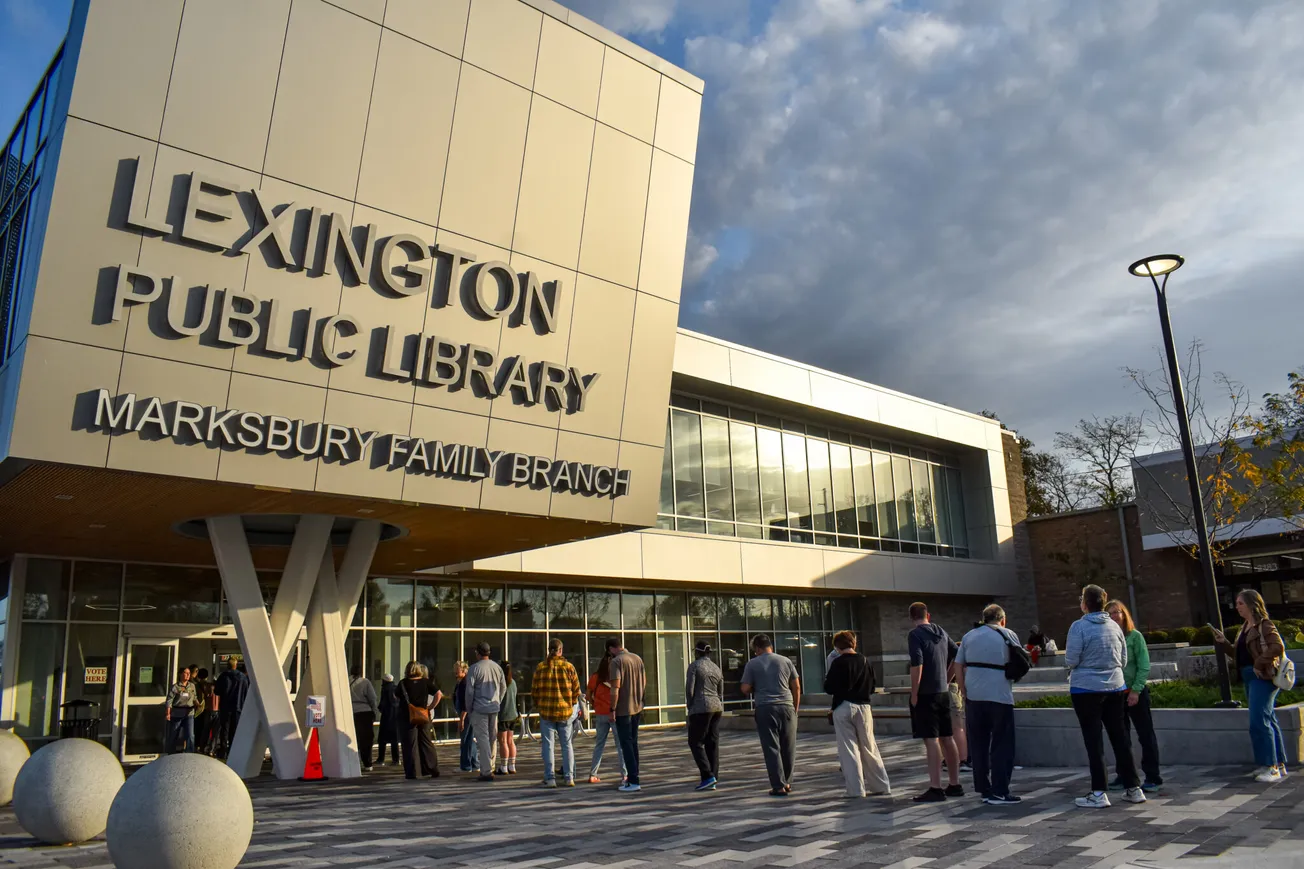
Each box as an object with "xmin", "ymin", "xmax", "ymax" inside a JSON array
[
  {"xmin": 949, "ymin": 683, "xmax": 965, "ymax": 716},
  {"xmin": 911, "ymin": 691, "xmax": 954, "ymax": 739},
  {"xmin": 497, "ymin": 718, "xmax": 519, "ymax": 734}
]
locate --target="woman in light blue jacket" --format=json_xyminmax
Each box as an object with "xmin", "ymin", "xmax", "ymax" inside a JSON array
[{"xmin": 1065, "ymin": 585, "xmax": 1143, "ymax": 809}]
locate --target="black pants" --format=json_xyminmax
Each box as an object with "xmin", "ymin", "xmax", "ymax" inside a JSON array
[
  {"xmin": 965, "ymin": 700, "xmax": 1015, "ymax": 797},
  {"xmin": 754, "ymin": 704, "xmax": 797, "ymax": 791},
  {"xmin": 615, "ymin": 713, "xmax": 641, "ymax": 785},
  {"xmin": 401, "ymin": 719, "xmax": 440, "ymax": 779},
  {"xmin": 687, "ymin": 711, "xmax": 721, "ymax": 781},
  {"xmin": 1121, "ymin": 688, "xmax": 1162, "ymax": 784},
  {"xmin": 353, "ymin": 711, "xmax": 375, "ymax": 767},
  {"xmin": 194, "ymin": 711, "xmax": 215, "ymax": 753},
  {"xmin": 377, "ymin": 716, "xmax": 401, "ymax": 764},
  {"xmin": 217, "ymin": 708, "xmax": 241, "ymax": 756},
  {"xmin": 1072, "ymin": 691, "xmax": 1138, "ymax": 792}
]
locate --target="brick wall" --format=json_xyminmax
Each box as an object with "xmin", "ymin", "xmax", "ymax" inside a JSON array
[{"xmin": 1027, "ymin": 503, "xmax": 1199, "ymax": 645}]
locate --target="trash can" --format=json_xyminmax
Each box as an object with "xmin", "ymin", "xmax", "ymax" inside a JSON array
[{"xmin": 58, "ymin": 698, "xmax": 100, "ymax": 740}]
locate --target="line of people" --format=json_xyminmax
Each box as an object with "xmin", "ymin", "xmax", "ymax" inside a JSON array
[{"xmin": 163, "ymin": 658, "xmax": 249, "ymax": 757}]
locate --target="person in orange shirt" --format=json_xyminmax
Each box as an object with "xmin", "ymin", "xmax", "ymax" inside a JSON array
[{"xmin": 586, "ymin": 651, "xmax": 628, "ymax": 784}]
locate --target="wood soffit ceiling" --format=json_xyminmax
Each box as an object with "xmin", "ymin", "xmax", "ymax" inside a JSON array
[{"xmin": 0, "ymin": 461, "xmax": 626, "ymax": 573}]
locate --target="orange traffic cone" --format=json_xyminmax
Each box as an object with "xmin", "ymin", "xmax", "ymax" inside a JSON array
[{"xmin": 299, "ymin": 728, "xmax": 328, "ymax": 781}]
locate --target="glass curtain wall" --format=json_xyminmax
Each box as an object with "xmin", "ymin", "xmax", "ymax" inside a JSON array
[{"xmin": 659, "ymin": 395, "xmax": 970, "ymax": 557}]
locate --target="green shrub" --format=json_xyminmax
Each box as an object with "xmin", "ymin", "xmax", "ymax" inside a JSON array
[
  {"xmin": 1014, "ymin": 680, "xmax": 1304, "ymax": 709},
  {"xmin": 1192, "ymin": 625, "xmax": 1216, "ymax": 645},
  {"xmin": 1145, "ymin": 630, "xmax": 1170, "ymax": 644},
  {"xmin": 1170, "ymin": 627, "xmax": 1197, "ymax": 644},
  {"xmin": 1227, "ymin": 623, "xmax": 1242, "ymax": 641}
]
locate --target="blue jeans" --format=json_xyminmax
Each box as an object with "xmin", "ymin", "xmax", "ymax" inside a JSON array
[
  {"xmin": 615, "ymin": 713, "xmax": 641, "ymax": 785},
  {"xmin": 589, "ymin": 714, "xmax": 627, "ymax": 779},
  {"xmin": 459, "ymin": 717, "xmax": 478, "ymax": 771},
  {"xmin": 1242, "ymin": 666, "xmax": 1287, "ymax": 767},
  {"xmin": 540, "ymin": 719, "xmax": 574, "ymax": 783},
  {"xmin": 168, "ymin": 713, "xmax": 194, "ymax": 753}
]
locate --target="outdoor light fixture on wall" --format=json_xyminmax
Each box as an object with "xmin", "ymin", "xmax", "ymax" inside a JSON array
[{"xmin": 1127, "ymin": 253, "xmax": 1236, "ymax": 707}]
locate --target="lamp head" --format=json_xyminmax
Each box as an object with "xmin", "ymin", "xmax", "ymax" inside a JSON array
[{"xmin": 1128, "ymin": 254, "xmax": 1184, "ymax": 278}]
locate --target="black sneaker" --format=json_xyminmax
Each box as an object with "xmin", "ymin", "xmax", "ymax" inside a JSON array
[
  {"xmin": 913, "ymin": 787, "xmax": 947, "ymax": 803},
  {"xmin": 945, "ymin": 784, "xmax": 965, "ymax": 798},
  {"xmin": 959, "ymin": 760, "xmax": 973, "ymax": 773},
  {"xmin": 983, "ymin": 793, "xmax": 1022, "ymax": 806}
]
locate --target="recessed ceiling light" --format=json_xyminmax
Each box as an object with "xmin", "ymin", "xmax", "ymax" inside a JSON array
[
  {"xmin": 55, "ymin": 494, "xmax": 74, "ymax": 500},
  {"xmin": 413, "ymin": 548, "xmax": 426, "ymax": 553},
  {"xmin": 357, "ymin": 508, "xmax": 374, "ymax": 514}
]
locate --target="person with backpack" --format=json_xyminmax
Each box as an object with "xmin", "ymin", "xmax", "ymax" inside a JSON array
[
  {"xmin": 956, "ymin": 604, "xmax": 1029, "ymax": 805},
  {"xmin": 824, "ymin": 631, "xmax": 889, "ymax": 798}
]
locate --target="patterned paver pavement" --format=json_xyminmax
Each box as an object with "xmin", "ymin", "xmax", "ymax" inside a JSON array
[{"xmin": 2, "ymin": 728, "xmax": 1301, "ymax": 867}]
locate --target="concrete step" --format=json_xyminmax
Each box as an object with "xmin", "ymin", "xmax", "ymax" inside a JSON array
[{"xmin": 884, "ymin": 661, "xmax": 1177, "ymax": 689}]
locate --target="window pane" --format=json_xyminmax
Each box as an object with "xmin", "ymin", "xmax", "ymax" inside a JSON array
[
  {"xmin": 719, "ymin": 632, "xmax": 747, "ymax": 701},
  {"xmin": 807, "ymin": 438, "xmax": 834, "ymax": 534},
  {"xmin": 801, "ymin": 634, "xmax": 825, "ymax": 687},
  {"xmin": 659, "ymin": 634, "xmax": 687, "ymax": 706},
  {"xmin": 850, "ymin": 448, "xmax": 875, "ymax": 537},
  {"xmin": 585, "ymin": 591, "xmax": 619, "ymax": 630},
  {"xmin": 658, "ymin": 417, "xmax": 675, "ymax": 516},
  {"xmin": 506, "ymin": 587, "xmax": 545, "ymax": 629},
  {"xmin": 892, "ymin": 455, "xmax": 917, "ymax": 541},
  {"xmin": 23, "ymin": 558, "xmax": 69, "ymax": 620},
  {"xmin": 783, "ymin": 433, "xmax": 812, "ymax": 532},
  {"xmin": 509, "ymin": 633, "xmax": 547, "ymax": 705},
  {"xmin": 746, "ymin": 597, "xmax": 773, "ymax": 635},
  {"xmin": 416, "ymin": 632, "xmax": 461, "ymax": 721},
  {"xmin": 547, "ymin": 589, "xmax": 585, "ymax": 629},
  {"xmin": 63, "ymin": 623, "xmax": 116, "ymax": 738},
  {"xmin": 671, "ymin": 410, "xmax": 705, "ymax": 518},
  {"xmin": 689, "ymin": 594, "xmax": 717, "ymax": 630},
  {"xmin": 831, "ymin": 598, "xmax": 854, "ymax": 630},
  {"xmin": 366, "ymin": 629, "xmax": 414, "ymax": 700},
  {"xmin": 462, "ymin": 631, "xmax": 504, "ymax": 664},
  {"xmin": 416, "ymin": 581, "xmax": 459, "ymax": 628},
  {"xmin": 932, "ymin": 465, "xmax": 952, "ymax": 546},
  {"xmin": 775, "ymin": 598, "xmax": 798, "ymax": 632},
  {"xmin": 463, "ymin": 585, "xmax": 504, "ymax": 628},
  {"xmin": 946, "ymin": 468, "xmax": 968, "ymax": 549},
  {"xmin": 757, "ymin": 427, "xmax": 787, "ymax": 538},
  {"xmin": 656, "ymin": 592, "xmax": 686, "ymax": 631},
  {"xmin": 796, "ymin": 598, "xmax": 818, "ymax": 632},
  {"xmin": 123, "ymin": 565, "xmax": 220, "ymax": 624},
  {"xmin": 776, "ymin": 631, "xmax": 800, "ymax": 674},
  {"xmin": 364, "ymin": 578, "xmax": 414, "ymax": 628},
  {"xmin": 624, "ymin": 632, "xmax": 658, "ymax": 710},
  {"xmin": 730, "ymin": 422, "xmax": 761, "ymax": 526},
  {"xmin": 830, "ymin": 444, "xmax": 857, "ymax": 536},
  {"xmin": 719, "ymin": 595, "xmax": 746, "ymax": 631},
  {"xmin": 873, "ymin": 452, "xmax": 898, "ymax": 539},
  {"xmin": 15, "ymin": 622, "xmax": 63, "ymax": 738},
  {"xmin": 70, "ymin": 561, "xmax": 121, "ymax": 622},
  {"xmin": 701, "ymin": 415, "xmax": 733, "ymax": 521},
  {"xmin": 622, "ymin": 592, "xmax": 655, "ymax": 630},
  {"xmin": 913, "ymin": 460, "xmax": 936, "ymax": 544}
]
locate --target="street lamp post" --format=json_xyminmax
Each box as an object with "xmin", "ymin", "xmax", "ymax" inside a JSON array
[{"xmin": 1127, "ymin": 254, "xmax": 1236, "ymax": 706}]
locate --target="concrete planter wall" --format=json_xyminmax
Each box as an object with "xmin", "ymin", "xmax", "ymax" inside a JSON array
[{"xmin": 1014, "ymin": 704, "xmax": 1304, "ymax": 767}]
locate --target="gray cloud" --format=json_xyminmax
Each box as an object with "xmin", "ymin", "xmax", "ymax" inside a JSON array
[{"xmin": 561, "ymin": 0, "xmax": 1304, "ymax": 451}]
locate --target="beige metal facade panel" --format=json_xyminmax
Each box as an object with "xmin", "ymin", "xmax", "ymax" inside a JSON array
[
  {"xmin": 654, "ymin": 79, "xmax": 702, "ymax": 165},
  {"xmin": 577, "ymin": 124, "xmax": 652, "ymax": 289},
  {"xmin": 517, "ymin": 530, "xmax": 642, "ymax": 578},
  {"xmin": 383, "ymin": 0, "xmax": 470, "ymax": 57},
  {"xmin": 355, "ymin": 30, "xmax": 459, "ymax": 227},
  {"xmin": 549, "ymin": 431, "xmax": 618, "ymax": 522},
  {"xmin": 7, "ymin": 337, "xmax": 122, "ymax": 467},
  {"xmin": 160, "ymin": 0, "xmax": 290, "ymax": 172},
  {"xmin": 263, "ymin": 0, "xmax": 380, "ymax": 200},
  {"xmin": 479, "ymin": 419, "xmax": 558, "ymax": 516},
  {"xmin": 808, "ymin": 373, "xmax": 881, "ymax": 423},
  {"xmin": 67, "ymin": 0, "xmax": 182, "ymax": 140},
  {"xmin": 216, "ymin": 373, "xmax": 327, "ymax": 490},
  {"xmin": 533, "ymin": 16, "xmax": 604, "ymax": 117},
  {"xmin": 326, "ymin": 0, "xmax": 386, "ymax": 23},
  {"xmin": 314, "ymin": 390, "xmax": 413, "ymax": 500},
  {"xmin": 637, "ymin": 150, "xmax": 695, "ymax": 304},
  {"xmin": 728, "ymin": 347, "xmax": 813, "ymax": 406},
  {"xmin": 670, "ymin": 331, "xmax": 729, "ymax": 384},
  {"xmin": 490, "ymin": 252, "xmax": 577, "ymax": 429},
  {"xmin": 596, "ymin": 49, "xmax": 660, "ymax": 144},
  {"xmin": 463, "ymin": 0, "xmax": 543, "ymax": 89},
  {"xmin": 821, "ymin": 548, "xmax": 894, "ymax": 593},
  {"xmin": 401, "ymin": 405, "xmax": 491, "ymax": 508},
  {"xmin": 611, "ymin": 441, "xmax": 663, "ymax": 525},
  {"xmin": 560, "ymin": 275, "xmax": 636, "ymax": 440},
  {"xmin": 106, "ymin": 354, "xmax": 231, "ymax": 479},
  {"xmin": 619, "ymin": 294, "xmax": 679, "ymax": 447},
  {"xmin": 512, "ymin": 97, "xmax": 596, "ymax": 270},
  {"xmin": 438, "ymin": 64, "xmax": 532, "ymax": 249},
  {"xmin": 739, "ymin": 539, "xmax": 827, "ymax": 589},
  {"xmin": 641, "ymin": 532, "xmax": 743, "ymax": 585}
]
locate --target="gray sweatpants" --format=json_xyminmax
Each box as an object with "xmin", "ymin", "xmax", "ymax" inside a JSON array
[
  {"xmin": 469, "ymin": 711, "xmax": 498, "ymax": 775},
  {"xmin": 754, "ymin": 704, "xmax": 797, "ymax": 791}
]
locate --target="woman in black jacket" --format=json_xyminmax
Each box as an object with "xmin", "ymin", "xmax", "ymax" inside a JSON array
[
  {"xmin": 398, "ymin": 662, "xmax": 442, "ymax": 780},
  {"xmin": 824, "ymin": 631, "xmax": 890, "ymax": 797},
  {"xmin": 377, "ymin": 673, "xmax": 403, "ymax": 766}
]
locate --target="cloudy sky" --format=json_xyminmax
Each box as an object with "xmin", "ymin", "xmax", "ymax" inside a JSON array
[{"xmin": 4, "ymin": 0, "xmax": 1301, "ymax": 453}]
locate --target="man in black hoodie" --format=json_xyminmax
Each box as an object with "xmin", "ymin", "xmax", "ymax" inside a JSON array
[{"xmin": 908, "ymin": 602, "xmax": 963, "ymax": 802}]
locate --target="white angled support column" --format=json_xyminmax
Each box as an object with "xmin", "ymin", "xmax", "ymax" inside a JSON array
[
  {"xmin": 209, "ymin": 516, "xmax": 313, "ymax": 782},
  {"xmin": 308, "ymin": 548, "xmax": 360, "ymax": 778},
  {"xmin": 226, "ymin": 515, "xmax": 333, "ymax": 779},
  {"xmin": 338, "ymin": 520, "xmax": 381, "ymax": 636}
]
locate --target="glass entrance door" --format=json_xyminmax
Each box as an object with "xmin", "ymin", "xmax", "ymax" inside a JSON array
[{"xmin": 120, "ymin": 639, "xmax": 178, "ymax": 762}]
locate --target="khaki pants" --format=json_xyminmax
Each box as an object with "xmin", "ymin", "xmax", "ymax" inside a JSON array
[
  {"xmin": 470, "ymin": 711, "xmax": 498, "ymax": 775},
  {"xmin": 833, "ymin": 702, "xmax": 890, "ymax": 797}
]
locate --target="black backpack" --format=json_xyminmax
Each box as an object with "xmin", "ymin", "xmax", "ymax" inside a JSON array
[{"xmin": 967, "ymin": 626, "xmax": 1032, "ymax": 683}]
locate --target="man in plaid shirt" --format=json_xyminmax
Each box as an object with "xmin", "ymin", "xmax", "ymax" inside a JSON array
[{"xmin": 532, "ymin": 637, "xmax": 582, "ymax": 787}]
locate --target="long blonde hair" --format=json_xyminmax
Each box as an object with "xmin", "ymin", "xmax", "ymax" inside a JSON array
[
  {"xmin": 1237, "ymin": 589, "xmax": 1270, "ymax": 624},
  {"xmin": 1105, "ymin": 600, "xmax": 1136, "ymax": 634},
  {"xmin": 404, "ymin": 660, "xmax": 423, "ymax": 679}
]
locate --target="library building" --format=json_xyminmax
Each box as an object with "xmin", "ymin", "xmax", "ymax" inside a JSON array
[{"xmin": 0, "ymin": 0, "xmax": 1029, "ymax": 777}]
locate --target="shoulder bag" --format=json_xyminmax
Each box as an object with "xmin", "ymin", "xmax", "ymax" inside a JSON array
[
  {"xmin": 399, "ymin": 681, "xmax": 431, "ymax": 726},
  {"xmin": 965, "ymin": 627, "xmax": 1033, "ymax": 682},
  {"xmin": 1263, "ymin": 622, "xmax": 1297, "ymax": 690}
]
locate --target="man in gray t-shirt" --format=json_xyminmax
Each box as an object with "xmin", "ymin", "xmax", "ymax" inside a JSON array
[
  {"xmin": 955, "ymin": 604, "xmax": 1021, "ymax": 804},
  {"xmin": 740, "ymin": 635, "xmax": 801, "ymax": 795}
]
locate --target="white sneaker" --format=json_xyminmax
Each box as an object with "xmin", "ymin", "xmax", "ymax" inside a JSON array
[
  {"xmin": 1123, "ymin": 787, "xmax": 1146, "ymax": 804},
  {"xmin": 618, "ymin": 783, "xmax": 642, "ymax": 792},
  {"xmin": 1277, "ymin": 765, "xmax": 1290, "ymax": 778},
  {"xmin": 1255, "ymin": 767, "xmax": 1282, "ymax": 784},
  {"xmin": 1075, "ymin": 791, "xmax": 1111, "ymax": 808},
  {"xmin": 541, "ymin": 779, "xmax": 557, "ymax": 788}
]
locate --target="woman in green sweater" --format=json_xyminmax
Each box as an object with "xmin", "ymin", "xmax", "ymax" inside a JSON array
[{"xmin": 1107, "ymin": 601, "xmax": 1162, "ymax": 790}]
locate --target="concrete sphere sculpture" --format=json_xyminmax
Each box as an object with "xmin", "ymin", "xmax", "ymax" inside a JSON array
[
  {"xmin": 0, "ymin": 730, "xmax": 30, "ymax": 805},
  {"xmin": 13, "ymin": 738, "xmax": 124, "ymax": 844},
  {"xmin": 107, "ymin": 753, "xmax": 254, "ymax": 869}
]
